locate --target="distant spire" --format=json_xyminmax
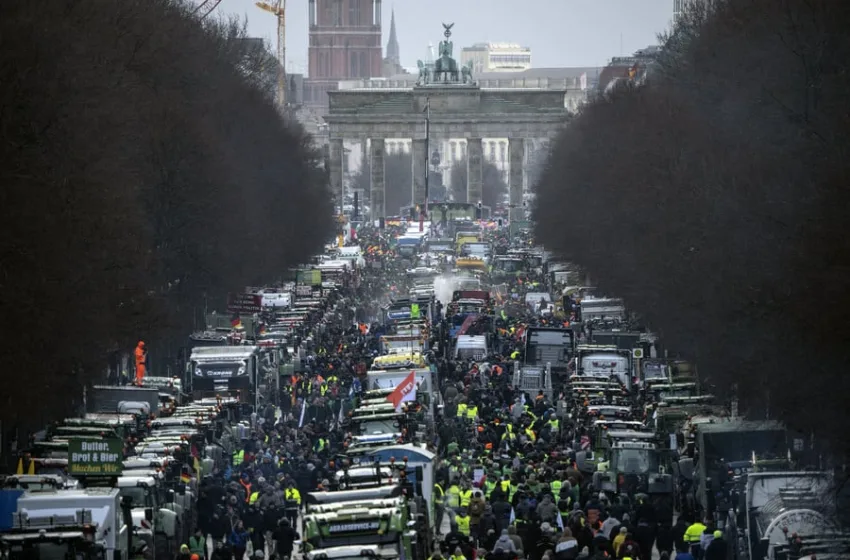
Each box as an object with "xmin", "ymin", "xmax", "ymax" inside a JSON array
[{"xmin": 386, "ymin": 6, "xmax": 400, "ymax": 65}]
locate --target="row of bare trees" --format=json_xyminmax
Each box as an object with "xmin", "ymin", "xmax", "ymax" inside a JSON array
[
  {"xmin": 0, "ymin": 0, "xmax": 333, "ymax": 428},
  {"xmin": 534, "ymin": 0, "xmax": 850, "ymax": 457}
]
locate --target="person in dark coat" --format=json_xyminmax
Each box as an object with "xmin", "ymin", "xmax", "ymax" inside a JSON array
[
  {"xmin": 272, "ymin": 518, "xmax": 299, "ymax": 559},
  {"xmin": 704, "ymin": 531, "xmax": 727, "ymax": 560}
]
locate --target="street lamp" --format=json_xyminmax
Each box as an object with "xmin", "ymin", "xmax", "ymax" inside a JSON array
[{"xmin": 423, "ymin": 97, "xmax": 431, "ymax": 221}]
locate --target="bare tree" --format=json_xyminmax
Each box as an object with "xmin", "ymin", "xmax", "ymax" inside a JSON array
[
  {"xmin": 0, "ymin": 0, "xmax": 333, "ymax": 432},
  {"xmin": 533, "ymin": 0, "xmax": 850, "ymax": 459}
]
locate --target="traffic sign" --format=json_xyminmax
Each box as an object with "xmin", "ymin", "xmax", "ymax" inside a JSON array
[{"xmin": 632, "ymin": 348, "xmax": 644, "ymax": 359}]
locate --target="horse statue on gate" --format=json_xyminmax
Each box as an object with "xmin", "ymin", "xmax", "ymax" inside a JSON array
[{"xmin": 416, "ymin": 60, "xmax": 431, "ymax": 85}]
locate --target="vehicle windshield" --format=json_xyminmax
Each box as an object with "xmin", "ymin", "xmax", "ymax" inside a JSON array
[
  {"xmin": 613, "ymin": 448, "xmax": 658, "ymax": 474},
  {"xmin": 119, "ymin": 486, "xmax": 154, "ymax": 508},
  {"xmin": 497, "ymin": 260, "xmax": 522, "ymax": 272}
]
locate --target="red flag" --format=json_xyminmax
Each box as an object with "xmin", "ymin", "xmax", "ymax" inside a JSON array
[{"xmin": 387, "ymin": 370, "xmax": 417, "ymax": 409}]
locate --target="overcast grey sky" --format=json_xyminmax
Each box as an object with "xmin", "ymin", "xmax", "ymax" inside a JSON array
[{"xmin": 211, "ymin": 0, "xmax": 674, "ymax": 74}]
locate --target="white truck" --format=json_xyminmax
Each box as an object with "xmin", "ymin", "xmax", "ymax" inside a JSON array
[
  {"xmin": 576, "ymin": 344, "xmax": 633, "ymax": 389},
  {"xmin": 580, "ymin": 296, "xmax": 626, "ymax": 323},
  {"xmin": 0, "ymin": 487, "xmax": 128, "ymax": 560},
  {"xmin": 116, "ymin": 475, "xmax": 179, "ymax": 558}
]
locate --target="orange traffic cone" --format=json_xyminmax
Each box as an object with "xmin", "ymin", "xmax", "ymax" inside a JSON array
[{"xmin": 15, "ymin": 458, "xmax": 23, "ymax": 475}]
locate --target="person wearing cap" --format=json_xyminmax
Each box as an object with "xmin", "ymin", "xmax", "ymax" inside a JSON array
[
  {"xmin": 176, "ymin": 544, "xmax": 191, "ymax": 560},
  {"xmin": 703, "ymin": 530, "xmax": 727, "ymax": 560}
]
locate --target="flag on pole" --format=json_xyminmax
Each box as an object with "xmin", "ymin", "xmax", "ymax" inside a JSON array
[
  {"xmin": 298, "ymin": 399, "xmax": 307, "ymax": 428},
  {"xmin": 509, "ymin": 507, "xmax": 516, "ymax": 524},
  {"xmin": 231, "ymin": 314, "xmax": 242, "ymax": 329},
  {"xmin": 386, "ymin": 370, "xmax": 417, "ymax": 411}
]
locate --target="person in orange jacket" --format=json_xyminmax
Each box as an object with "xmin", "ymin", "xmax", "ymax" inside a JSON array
[{"xmin": 134, "ymin": 341, "xmax": 147, "ymax": 384}]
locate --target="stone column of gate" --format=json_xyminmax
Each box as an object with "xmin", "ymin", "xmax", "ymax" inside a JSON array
[
  {"xmin": 370, "ymin": 138, "xmax": 386, "ymax": 219},
  {"xmin": 411, "ymin": 138, "xmax": 427, "ymax": 208},
  {"xmin": 508, "ymin": 137, "xmax": 525, "ymax": 222},
  {"xmin": 329, "ymin": 138, "xmax": 344, "ymax": 207},
  {"xmin": 466, "ymin": 137, "xmax": 483, "ymax": 205}
]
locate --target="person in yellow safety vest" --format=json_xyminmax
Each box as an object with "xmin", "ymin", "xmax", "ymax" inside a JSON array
[
  {"xmin": 445, "ymin": 483, "xmax": 462, "ymax": 510},
  {"xmin": 315, "ymin": 438, "xmax": 328, "ymax": 453},
  {"xmin": 232, "ymin": 449, "xmax": 245, "ymax": 466},
  {"xmin": 510, "ymin": 350, "xmax": 520, "ymax": 360},
  {"xmin": 433, "ymin": 483, "xmax": 446, "ymax": 533},
  {"xmin": 459, "ymin": 486, "xmax": 472, "ymax": 508},
  {"xmin": 449, "ymin": 547, "xmax": 466, "ymax": 560},
  {"xmin": 525, "ymin": 427, "xmax": 537, "ymax": 442},
  {"xmin": 249, "ymin": 490, "xmax": 260, "ymax": 505},
  {"xmin": 548, "ymin": 417, "xmax": 560, "ymax": 432},
  {"xmin": 465, "ymin": 405, "xmax": 479, "ymax": 421},
  {"xmin": 499, "ymin": 478, "xmax": 512, "ymax": 500},
  {"xmin": 454, "ymin": 508, "xmax": 471, "ymax": 536},
  {"xmin": 284, "ymin": 482, "xmax": 302, "ymax": 524},
  {"xmin": 550, "ymin": 479, "xmax": 562, "ymax": 496},
  {"xmin": 320, "ymin": 383, "xmax": 328, "ymax": 396},
  {"xmin": 485, "ymin": 478, "xmax": 496, "ymax": 498},
  {"xmin": 685, "ymin": 519, "xmax": 708, "ymax": 556},
  {"xmin": 457, "ymin": 402, "xmax": 468, "ymax": 418}
]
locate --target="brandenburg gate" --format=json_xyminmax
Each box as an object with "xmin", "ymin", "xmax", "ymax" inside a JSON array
[{"xmin": 324, "ymin": 24, "xmax": 571, "ymax": 218}]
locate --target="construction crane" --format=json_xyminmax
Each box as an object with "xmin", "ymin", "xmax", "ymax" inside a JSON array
[
  {"xmin": 255, "ymin": 0, "xmax": 286, "ymax": 109},
  {"xmin": 194, "ymin": 0, "xmax": 224, "ymax": 19}
]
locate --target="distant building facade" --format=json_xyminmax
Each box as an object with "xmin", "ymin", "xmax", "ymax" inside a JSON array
[
  {"xmin": 673, "ymin": 0, "xmax": 706, "ymax": 25},
  {"xmin": 460, "ymin": 43, "xmax": 532, "ymax": 74},
  {"xmin": 304, "ymin": 0, "xmax": 384, "ymax": 115}
]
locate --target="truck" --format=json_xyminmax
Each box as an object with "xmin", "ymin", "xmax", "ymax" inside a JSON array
[
  {"xmin": 303, "ymin": 485, "xmax": 421, "ymax": 560},
  {"xmin": 88, "ymin": 385, "xmax": 160, "ymax": 416},
  {"xmin": 116, "ymin": 474, "xmax": 180, "ymax": 558},
  {"xmin": 693, "ymin": 420, "xmax": 788, "ymax": 520},
  {"xmin": 0, "ymin": 488, "xmax": 129, "ymax": 560},
  {"xmin": 187, "ymin": 345, "xmax": 261, "ymax": 410},
  {"xmin": 576, "ymin": 345, "xmax": 633, "ymax": 389},
  {"xmin": 592, "ymin": 434, "xmax": 673, "ymax": 517},
  {"xmin": 579, "ymin": 296, "xmax": 626, "ymax": 323},
  {"xmin": 308, "ymin": 445, "xmax": 436, "ymax": 560},
  {"xmin": 728, "ymin": 472, "xmax": 850, "ymax": 560},
  {"xmin": 524, "ymin": 327, "xmax": 575, "ymax": 375}
]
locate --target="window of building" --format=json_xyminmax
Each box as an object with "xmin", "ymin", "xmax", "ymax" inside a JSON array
[
  {"xmin": 349, "ymin": 0, "xmax": 361, "ymax": 25},
  {"xmin": 350, "ymin": 51, "xmax": 359, "ymax": 78},
  {"xmin": 360, "ymin": 51, "xmax": 368, "ymax": 78},
  {"xmin": 450, "ymin": 141, "xmax": 457, "ymax": 162},
  {"xmin": 334, "ymin": 0, "xmax": 343, "ymax": 26}
]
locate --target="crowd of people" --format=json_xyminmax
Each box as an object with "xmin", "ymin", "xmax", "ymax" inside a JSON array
[{"xmin": 181, "ymin": 225, "xmax": 727, "ymax": 560}]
